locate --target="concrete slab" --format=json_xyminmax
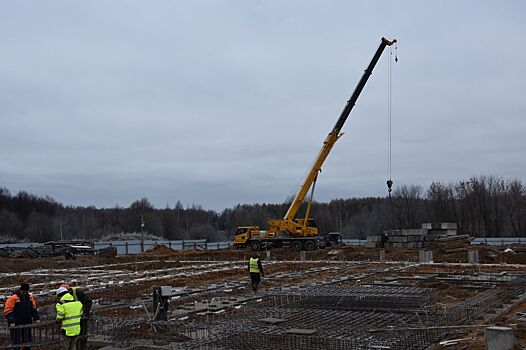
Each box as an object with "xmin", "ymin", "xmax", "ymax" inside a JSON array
[
  {"xmin": 285, "ymin": 328, "xmax": 317, "ymax": 335},
  {"xmin": 485, "ymin": 326, "xmax": 515, "ymax": 350},
  {"xmin": 259, "ymin": 317, "xmax": 287, "ymax": 324}
]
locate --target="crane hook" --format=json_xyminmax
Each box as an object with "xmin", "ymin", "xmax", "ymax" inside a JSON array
[{"xmin": 386, "ymin": 179, "xmax": 393, "ymax": 193}]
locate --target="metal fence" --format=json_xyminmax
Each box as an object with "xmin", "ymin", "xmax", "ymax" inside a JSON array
[
  {"xmin": 0, "ymin": 239, "xmax": 232, "ymax": 256},
  {"xmin": 471, "ymin": 237, "xmax": 526, "ymax": 245},
  {"xmin": 93, "ymin": 239, "xmax": 232, "ymax": 254}
]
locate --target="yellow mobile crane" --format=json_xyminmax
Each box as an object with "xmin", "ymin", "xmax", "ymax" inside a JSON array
[{"xmin": 234, "ymin": 37, "xmax": 397, "ymax": 251}]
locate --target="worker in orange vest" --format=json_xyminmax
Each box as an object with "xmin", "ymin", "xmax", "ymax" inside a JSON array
[{"xmin": 3, "ymin": 283, "xmax": 40, "ymax": 350}]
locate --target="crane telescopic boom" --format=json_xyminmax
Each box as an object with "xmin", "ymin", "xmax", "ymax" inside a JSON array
[{"xmin": 283, "ymin": 37, "xmax": 397, "ymax": 221}]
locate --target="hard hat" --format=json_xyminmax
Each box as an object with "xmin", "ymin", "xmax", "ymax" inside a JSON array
[
  {"xmin": 60, "ymin": 284, "xmax": 70, "ymax": 289},
  {"xmin": 56, "ymin": 287, "xmax": 68, "ymax": 296}
]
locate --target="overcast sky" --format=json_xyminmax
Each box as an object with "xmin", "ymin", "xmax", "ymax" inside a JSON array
[{"xmin": 1, "ymin": 1, "xmax": 525, "ymax": 211}]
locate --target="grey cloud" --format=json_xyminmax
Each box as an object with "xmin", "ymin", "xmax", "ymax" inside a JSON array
[{"xmin": 1, "ymin": 1, "xmax": 525, "ymax": 211}]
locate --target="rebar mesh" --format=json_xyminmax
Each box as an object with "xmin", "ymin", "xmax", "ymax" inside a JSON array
[{"xmin": 2, "ymin": 272, "xmax": 525, "ymax": 349}]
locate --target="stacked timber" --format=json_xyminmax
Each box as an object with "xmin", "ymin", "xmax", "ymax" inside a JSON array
[
  {"xmin": 436, "ymin": 235, "xmax": 472, "ymax": 254},
  {"xmin": 511, "ymin": 246, "xmax": 526, "ymax": 253},
  {"xmin": 12, "ymin": 247, "xmax": 41, "ymax": 258}
]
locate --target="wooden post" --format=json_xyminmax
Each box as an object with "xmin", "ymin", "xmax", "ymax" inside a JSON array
[{"xmin": 125, "ymin": 242, "xmax": 128, "ymax": 255}]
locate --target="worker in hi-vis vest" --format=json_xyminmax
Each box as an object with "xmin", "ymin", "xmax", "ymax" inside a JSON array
[
  {"xmin": 248, "ymin": 253, "xmax": 265, "ymax": 292},
  {"xmin": 59, "ymin": 284, "xmax": 92, "ymax": 350},
  {"xmin": 56, "ymin": 286, "xmax": 83, "ymax": 350}
]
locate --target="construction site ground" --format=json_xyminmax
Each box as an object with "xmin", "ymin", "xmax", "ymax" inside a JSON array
[{"xmin": 1, "ymin": 244, "xmax": 526, "ymax": 349}]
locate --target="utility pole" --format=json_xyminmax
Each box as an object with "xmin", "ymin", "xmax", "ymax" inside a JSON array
[
  {"xmin": 140, "ymin": 215, "xmax": 145, "ymax": 253},
  {"xmin": 339, "ymin": 200, "xmax": 342, "ymax": 233},
  {"xmin": 59, "ymin": 215, "xmax": 63, "ymax": 241}
]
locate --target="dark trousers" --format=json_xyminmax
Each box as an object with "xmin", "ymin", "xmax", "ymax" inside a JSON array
[
  {"xmin": 77, "ymin": 318, "xmax": 88, "ymax": 350},
  {"xmin": 9, "ymin": 324, "xmax": 32, "ymax": 350},
  {"xmin": 250, "ymin": 273, "xmax": 261, "ymax": 291}
]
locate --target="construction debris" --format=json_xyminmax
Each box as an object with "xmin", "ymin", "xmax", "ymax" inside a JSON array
[
  {"xmin": 367, "ymin": 223, "xmax": 461, "ymax": 249},
  {"xmin": 0, "ymin": 240, "xmax": 105, "ymax": 258},
  {"xmin": 437, "ymin": 235, "xmax": 473, "ymax": 255}
]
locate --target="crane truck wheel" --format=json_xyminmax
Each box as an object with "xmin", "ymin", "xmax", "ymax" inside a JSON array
[
  {"xmin": 291, "ymin": 241, "xmax": 303, "ymax": 251},
  {"xmin": 304, "ymin": 240, "xmax": 316, "ymax": 251},
  {"xmin": 250, "ymin": 241, "xmax": 261, "ymax": 251}
]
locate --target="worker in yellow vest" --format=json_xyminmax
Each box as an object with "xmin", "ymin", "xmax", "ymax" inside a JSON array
[
  {"xmin": 59, "ymin": 284, "xmax": 92, "ymax": 350},
  {"xmin": 248, "ymin": 253, "xmax": 265, "ymax": 292},
  {"xmin": 56, "ymin": 286, "xmax": 83, "ymax": 350}
]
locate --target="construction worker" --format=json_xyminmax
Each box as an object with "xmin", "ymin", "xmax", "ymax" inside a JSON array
[
  {"xmin": 59, "ymin": 284, "xmax": 92, "ymax": 350},
  {"xmin": 248, "ymin": 253, "xmax": 265, "ymax": 292},
  {"xmin": 3, "ymin": 283, "xmax": 40, "ymax": 350},
  {"xmin": 56, "ymin": 286, "xmax": 83, "ymax": 350}
]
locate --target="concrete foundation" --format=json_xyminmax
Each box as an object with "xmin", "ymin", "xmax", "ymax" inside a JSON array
[
  {"xmin": 485, "ymin": 326, "xmax": 515, "ymax": 350},
  {"xmin": 468, "ymin": 250, "xmax": 480, "ymax": 264},
  {"xmin": 300, "ymin": 251, "xmax": 306, "ymax": 261},
  {"xmin": 419, "ymin": 250, "xmax": 433, "ymax": 263},
  {"xmin": 426, "ymin": 251, "xmax": 433, "ymax": 263}
]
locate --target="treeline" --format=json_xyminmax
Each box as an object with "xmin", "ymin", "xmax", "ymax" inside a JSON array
[{"xmin": 0, "ymin": 175, "xmax": 525, "ymax": 242}]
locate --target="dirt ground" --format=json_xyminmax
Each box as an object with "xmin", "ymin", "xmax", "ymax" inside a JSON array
[
  {"xmin": 2, "ymin": 243, "xmax": 526, "ymax": 273},
  {"xmin": 1, "ymin": 244, "xmax": 526, "ymax": 349}
]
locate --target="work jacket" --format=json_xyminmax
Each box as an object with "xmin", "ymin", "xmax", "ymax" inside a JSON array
[
  {"xmin": 56, "ymin": 293, "xmax": 83, "ymax": 336},
  {"xmin": 3, "ymin": 290, "xmax": 39, "ymax": 325},
  {"xmin": 249, "ymin": 257, "xmax": 261, "ymax": 273},
  {"xmin": 68, "ymin": 287, "xmax": 92, "ymax": 317}
]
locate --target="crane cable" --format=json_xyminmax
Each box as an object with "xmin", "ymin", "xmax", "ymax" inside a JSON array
[{"xmin": 386, "ymin": 44, "xmax": 397, "ymax": 198}]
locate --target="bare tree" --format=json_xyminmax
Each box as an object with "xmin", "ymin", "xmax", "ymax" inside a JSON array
[
  {"xmin": 391, "ymin": 185, "xmax": 424, "ymax": 229},
  {"xmin": 503, "ymin": 179, "xmax": 525, "ymax": 236}
]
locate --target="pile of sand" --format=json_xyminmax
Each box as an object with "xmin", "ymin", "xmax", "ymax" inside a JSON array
[{"xmin": 144, "ymin": 244, "xmax": 178, "ymax": 255}]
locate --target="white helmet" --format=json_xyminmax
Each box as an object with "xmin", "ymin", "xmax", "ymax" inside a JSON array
[{"xmin": 56, "ymin": 287, "xmax": 68, "ymax": 296}]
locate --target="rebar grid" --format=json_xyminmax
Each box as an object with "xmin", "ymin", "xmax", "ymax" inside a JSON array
[
  {"xmin": 170, "ymin": 305, "xmax": 436, "ymax": 350},
  {"xmin": 266, "ymin": 285, "xmax": 433, "ymax": 297},
  {"xmin": 0, "ymin": 320, "xmax": 62, "ymax": 349},
  {"xmin": 264, "ymin": 285, "xmax": 432, "ymax": 312},
  {"xmin": 187, "ymin": 331, "xmax": 442, "ymax": 350},
  {"xmin": 439, "ymin": 277, "xmax": 526, "ymax": 325},
  {"xmin": 2, "ymin": 274, "xmax": 525, "ymax": 349}
]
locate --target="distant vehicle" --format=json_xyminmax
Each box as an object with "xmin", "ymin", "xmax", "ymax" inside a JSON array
[
  {"xmin": 327, "ymin": 232, "xmax": 343, "ymax": 245},
  {"xmin": 318, "ymin": 232, "xmax": 343, "ymax": 249}
]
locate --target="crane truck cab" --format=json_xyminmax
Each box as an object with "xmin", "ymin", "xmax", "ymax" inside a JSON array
[{"xmin": 233, "ymin": 226, "xmax": 263, "ymax": 251}]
